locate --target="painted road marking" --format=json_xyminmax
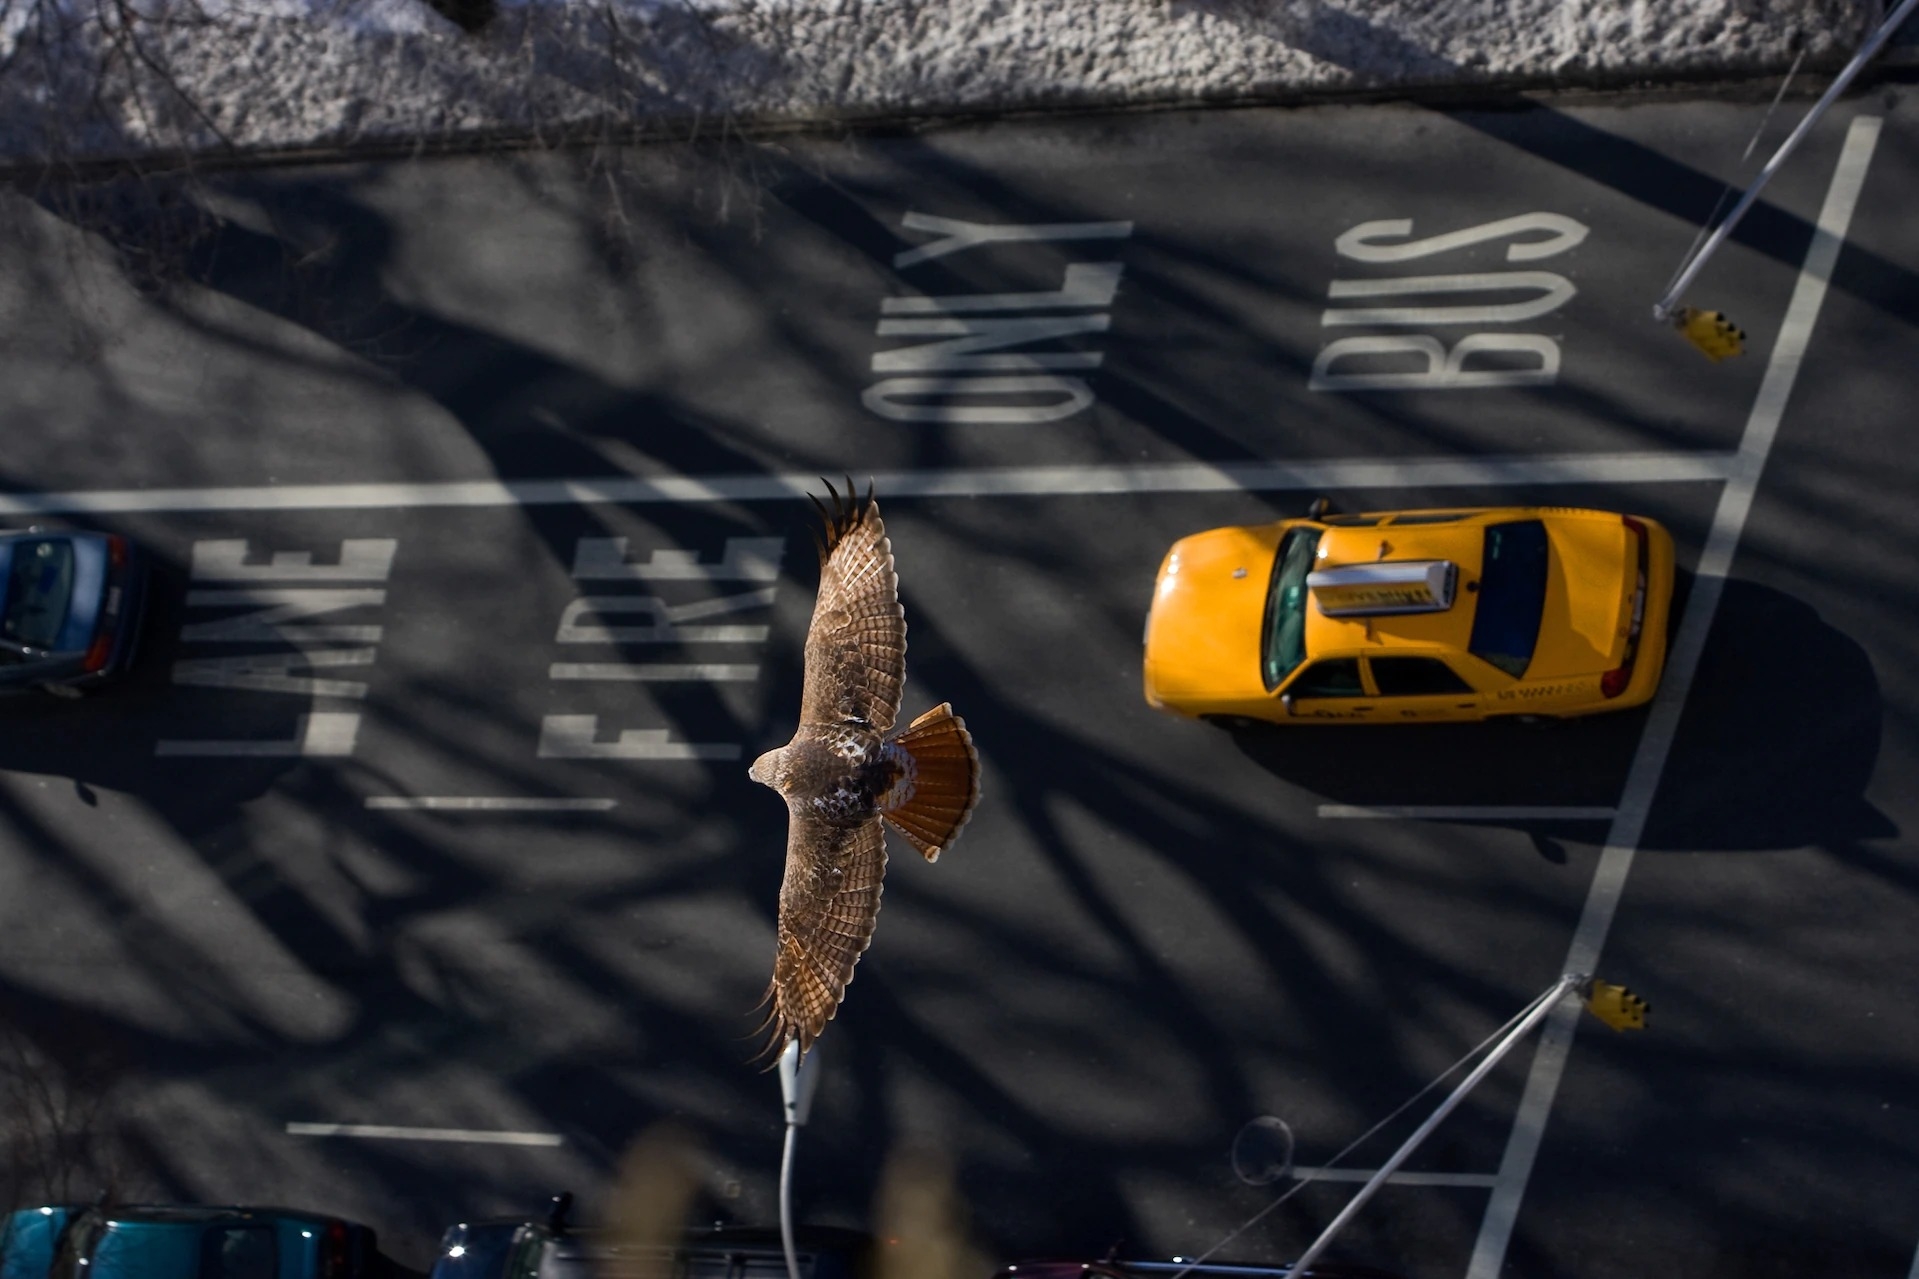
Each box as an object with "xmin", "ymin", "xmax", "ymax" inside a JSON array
[
  {"xmin": 866, "ymin": 218, "xmax": 1129, "ymax": 425},
  {"xmin": 0, "ymin": 451, "xmax": 1736, "ymax": 515},
  {"xmin": 572, "ymin": 536, "xmax": 783, "ymax": 581},
  {"xmin": 155, "ymin": 712, "xmax": 360, "ymax": 757},
  {"xmin": 1292, "ymin": 1166, "xmax": 1498, "ymax": 1188},
  {"xmin": 549, "ymin": 662, "xmax": 760, "ymax": 682},
  {"xmin": 364, "ymin": 797, "xmax": 617, "ymax": 812},
  {"xmin": 1466, "ymin": 114, "xmax": 1885, "ymax": 1279},
  {"xmin": 537, "ymin": 716, "xmax": 741, "ymax": 761},
  {"xmin": 1317, "ymin": 805, "xmax": 1616, "ymax": 821},
  {"xmin": 1313, "ymin": 212, "xmax": 1589, "ymax": 392},
  {"xmin": 286, "ymin": 1122, "xmax": 564, "ymax": 1146},
  {"xmin": 164, "ymin": 539, "xmax": 398, "ymax": 759}
]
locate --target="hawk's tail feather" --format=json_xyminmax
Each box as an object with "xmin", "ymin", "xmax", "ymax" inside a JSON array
[{"xmin": 881, "ymin": 703, "xmax": 981, "ymax": 863}]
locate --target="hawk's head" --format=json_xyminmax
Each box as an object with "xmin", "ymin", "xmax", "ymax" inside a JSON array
[{"xmin": 748, "ymin": 747, "xmax": 787, "ymax": 793}]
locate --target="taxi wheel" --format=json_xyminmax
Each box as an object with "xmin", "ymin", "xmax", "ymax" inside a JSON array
[{"xmin": 1202, "ymin": 714, "xmax": 1268, "ymax": 732}]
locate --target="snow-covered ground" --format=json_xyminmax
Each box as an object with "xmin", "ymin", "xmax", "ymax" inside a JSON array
[{"xmin": 0, "ymin": 0, "xmax": 1878, "ymax": 166}]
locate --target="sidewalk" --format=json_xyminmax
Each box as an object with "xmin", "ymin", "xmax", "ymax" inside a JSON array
[{"xmin": 0, "ymin": 0, "xmax": 1882, "ymax": 168}]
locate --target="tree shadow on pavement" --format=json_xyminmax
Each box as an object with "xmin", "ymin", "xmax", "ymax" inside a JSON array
[
  {"xmin": 7, "ymin": 101, "xmax": 1910, "ymax": 1279},
  {"xmin": 1642, "ymin": 577, "xmax": 1895, "ymax": 853}
]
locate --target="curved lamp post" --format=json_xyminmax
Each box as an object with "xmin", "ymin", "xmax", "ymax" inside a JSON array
[{"xmin": 777, "ymin": 1041, "xmax": 824, "ymax": 1279}]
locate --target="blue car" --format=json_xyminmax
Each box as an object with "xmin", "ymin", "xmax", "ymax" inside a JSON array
[
  {"xmin": 0, "ymin": 528, "xmax": 149, "ymax": 695},
  {"xmin": 0, "ymin": 1204, "xmax": 378, "ymax": 1279}
]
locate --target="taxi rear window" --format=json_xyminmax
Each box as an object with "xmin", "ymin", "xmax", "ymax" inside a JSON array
[{"xmin": 1468, "ymin": 520, "xmax": 1548, "ymax": 678}]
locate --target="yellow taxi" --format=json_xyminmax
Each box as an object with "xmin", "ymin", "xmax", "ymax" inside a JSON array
[{"xmin": 1142, "ymin": 504, "xmax": 1675, "ymax": 726}]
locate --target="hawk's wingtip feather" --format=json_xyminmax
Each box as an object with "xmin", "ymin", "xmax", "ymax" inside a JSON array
[{"xmin": 812, "ymin": 476, "xmax": 881, "ymax": 565}]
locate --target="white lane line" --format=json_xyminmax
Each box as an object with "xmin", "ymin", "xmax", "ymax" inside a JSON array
[
  {"xmin": 0, "ymin": 451, "xmax": 1735, "ymax": 515},
  {"xmin": 1292, "ymin": 1166, "xmax": 1498, "ymax": 1188},
  {"xmin": 1317, "ymin": 805, "xmax": 1616, "ymax": 821},
  {"xmin": 1466, "ymin": 115, "xmax": 1884, "ymax": 1279},
  {"xmin": 1907, "ymin": 1234, "xmax": 1919, "ymax": 1279},
  {"xmin": 548, "ymin": 662, "xmax": 759, "ymax": 681},
  {"xmin": 286, "ymin": 1122, "xmax": 564, "ymax": 1146},
  {"xmin": 364, "ymin": 797, "xmax": 616, "ymax": 811}
]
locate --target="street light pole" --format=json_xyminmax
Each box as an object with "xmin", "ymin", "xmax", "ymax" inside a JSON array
[
  {"xmin": 778, "ymin": 1041, "xmax": 823, "ymax": 1279},
  {"xmin": 1286, "ymin": 974, "xmax": 1587, "ymax": 1278},
  {"xmin": 1654, "ymin": 0, "xmax": 1918, "ymax": 322}
]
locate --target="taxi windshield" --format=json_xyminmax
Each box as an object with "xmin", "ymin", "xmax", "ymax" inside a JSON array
[
  {"xmin": 1260, "ymin": 526, "xmax": 1322, "ymax": 691},
  {"xmin": 1468, "ymin": 519, "xmax": 1549, "ymax": 677}
]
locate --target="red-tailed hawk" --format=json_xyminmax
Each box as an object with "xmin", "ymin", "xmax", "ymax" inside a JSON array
[{"xmin": 748, "ymin": 481, "xmax": 981, "ymax": 1060}]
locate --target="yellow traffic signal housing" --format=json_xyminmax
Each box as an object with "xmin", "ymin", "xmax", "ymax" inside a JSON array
[
  {"xmin": 1585, "ymin": 981, "xmax": 1649, "ymax": 1032},
  {"xmin": 1676, "ymin": 307, "xmax": 1746, "ymax": 362}
]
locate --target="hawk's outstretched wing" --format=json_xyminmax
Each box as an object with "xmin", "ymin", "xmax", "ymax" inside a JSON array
[
  {"xmin": 757, "ymin": 814, "xmax": 888, "ymax": 1058},
  {"xmin": 800, "ymin": 481, "xmax": 905, "ymax": 733}
]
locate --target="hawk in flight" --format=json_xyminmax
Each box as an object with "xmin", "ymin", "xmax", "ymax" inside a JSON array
[{"xmin": 749, "ymin": 481, "xmax": 981, "ymax": 1060}]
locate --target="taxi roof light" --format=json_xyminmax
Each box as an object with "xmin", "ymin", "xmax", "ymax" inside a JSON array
[{"xmin": 1307, "ymin": 559, "xmax": 1458, "ymax": 617}]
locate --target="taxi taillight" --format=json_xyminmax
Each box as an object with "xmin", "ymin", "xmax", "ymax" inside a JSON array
[{"xmin": 1602, "ymin": 517, "xmax": 1651, "ymax": 699}]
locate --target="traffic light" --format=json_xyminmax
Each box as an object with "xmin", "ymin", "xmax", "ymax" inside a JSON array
[
  {"xmin": 1676, "ymin": 306, "xmax": 1746, "ymax": 362},
  {"xmin": 1584, "ymin": 980, "xmax": 1649, "ymax": 1032}
]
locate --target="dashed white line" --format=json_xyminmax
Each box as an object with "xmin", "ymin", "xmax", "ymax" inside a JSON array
[
  {"xmin": 364, "ymin": 797, "xmax": 616, "ymax": 812},
  {"xmin": 1466, "ymin": 114, "xmax": 1884, "ymax": 1279},
  {"xmin": 0, "ymin": 451, "xmax": 1736, "ymax": 515},
  {"xmin": 1317, "ymin": 805, "xmax": 1616, "ymax": 821},
  {"xmin": 285, "ymin": 1123, "xmax": 564, "ymax": 1146}
]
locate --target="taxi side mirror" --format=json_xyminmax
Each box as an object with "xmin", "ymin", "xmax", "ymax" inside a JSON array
[{"xmin": 1281, "ymin": 693, "xmax": 1295, "ymax": 716}]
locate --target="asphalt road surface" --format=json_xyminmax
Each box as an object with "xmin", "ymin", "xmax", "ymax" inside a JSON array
[{"xmin": 0, "ymin": 76, "xmax": 1915, "ymax": 1279}]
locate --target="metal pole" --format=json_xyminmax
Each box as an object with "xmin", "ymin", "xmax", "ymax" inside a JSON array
[
  {"xmin": 1653, "ymin": 0, "xmax": 1917, "ymax": 322},
  {"xmin": 777, "ymin": 1041, "xmax": 822, "ymax": 1279},
  {"xmin": 779, "ymin": 1121, "xmax": 802, "ymax": 1279},
  {"xmin": 1287, "ymin": 974, "xmax": 1585, "ymax": 1277}
]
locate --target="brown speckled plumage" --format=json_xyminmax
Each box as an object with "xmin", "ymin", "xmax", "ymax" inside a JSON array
[{"xmin": 748, "ymin": 481, "xmax": 981, "ymax": 1061}]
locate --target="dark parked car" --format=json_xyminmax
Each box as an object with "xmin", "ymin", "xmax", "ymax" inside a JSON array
[
  {"xmin": 995, "ymin": 1260, "xmax": 1405, "ymax": 1279},
  {"xmin": 431, "ymin": 1199, "xmax": 870, "ymax": 1279},
  {"xmin": 0, "ymin": 527, "xmax": 149, "ymax": 695},
  {"xmin": 0, "ymin": 1203, "xmax": 378, "ymax": 1279}
]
